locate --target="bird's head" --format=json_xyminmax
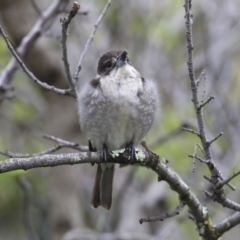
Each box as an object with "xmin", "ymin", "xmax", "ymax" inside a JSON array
[{"xmin": 97, "ymin": 50, "xmax": 132, "ymax": 76}]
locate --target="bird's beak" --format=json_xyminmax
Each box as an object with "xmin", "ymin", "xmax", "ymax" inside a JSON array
[{"xmin": 116, "ymin": 51, "xmax": 128, "ymax": 68}]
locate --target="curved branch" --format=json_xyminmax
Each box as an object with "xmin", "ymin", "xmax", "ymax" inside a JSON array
[
  {"xmin": 0, "ymin": 25, "xmax": 73, "ymax": 97},
  {"xmin": 215, "ymin": 213, "xmax": 240, "ymax": 236},
  {"xmin": 0, "ymin": 148, "xmax": 216, "ymax": 239},
  {"xmin": 0, "ymin": 0, "xmax": 70, "ymax": 103},
  {"xmin": 74, "ymin": 0, "xmax": 112, "ymax": 81}
]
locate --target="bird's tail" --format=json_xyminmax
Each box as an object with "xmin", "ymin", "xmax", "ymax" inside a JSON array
[{"xmin": 91, "ymin": 163, "xmax": 115, "ymax": 210}]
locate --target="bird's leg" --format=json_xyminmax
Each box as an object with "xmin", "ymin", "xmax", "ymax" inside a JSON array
[
  {"xmin": 88, "ymin": 140, "xmax": 96, "ymax": 152},
  {"xmin": 101, "ymin": 143, "xmax": 111, "ymax": 162},
  {"xmin": 88, "ymin": 140, "xmax": 96, "ymax": 166},
  {"xmin": 125, "ymin": 141, "xmax": 136, "ymax": 164}
]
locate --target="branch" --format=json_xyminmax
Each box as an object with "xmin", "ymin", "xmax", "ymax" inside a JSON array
[
  {"xmin": 0, "ymin": 149, "xmax": 220, "ymax": 239},
  {"xmin": 0, "ymin": 135, "xmax": 88, "ymax": 158},
  {"xmin": 205, "ymin": 190, "xmax": 240, "ymax": 211},
  {"xmin": 206, "ymin": 132, "xmax": 223, "ymax": 147},
  {"xmin": 0, "ymin": 0, "xmax": 70, "ymax": 104},
  {"xmin": 198, "ymin": 95, "xmax": 215, "ymax": 111},
  {"xmin": 182, "ymin": 127, "xmax": 200, "ymax": 136},
  {"xmin": 215, "ymin": 213, "xmax": 240, "ymax": 236},
  {"xmin": 29, "ymin": 0, "xmax": 42, "ymax": 16},
  {"xmin": 203, "ymin": 169, "xmax": 240, "ymax": 212},
  {"xmin": 42, "ymin": 134, "xmax": 88, "ymax": 151},
  {"xmin": 195, "ymin": 70, "xmax": 206, "ymax": 87},
  {"xmin": 139, "ymin": 201, "xmax": 186, "ymax": 224},
  {"xmin": 184, "ymin": 0, "xmax": 234, "ymax": 192},
  {"xmin": 219, "ymin": 170, "xmax": 240, "ymax": 187},
  {"xmin": 188, "ymin": 154, "xmax": 209, "ymax": 164},
  {"xmin": 73, "ymin": 0, "xmax": 112, "ymax": 81},
  {"xmin": 60, "ymin": 2, "xmax": 80, "ymax": 98},
  {"xmin": 0, "ymin": 25, "xmax": 74, "ymax": 97}
]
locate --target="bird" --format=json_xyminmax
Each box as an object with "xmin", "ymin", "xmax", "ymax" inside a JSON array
[{"xmin": 77, "ymin": 50, "xmax": 158, "ymax": 210}]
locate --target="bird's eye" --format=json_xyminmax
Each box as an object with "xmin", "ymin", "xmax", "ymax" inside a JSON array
[{"xmin": 105, "ymin": 61, "xmax": 112, "ymax": 68}]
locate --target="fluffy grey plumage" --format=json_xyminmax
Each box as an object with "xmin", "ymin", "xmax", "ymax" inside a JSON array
[{"xmin": 77, "ymin": 50, "xmax": 158, "ymax": 209}]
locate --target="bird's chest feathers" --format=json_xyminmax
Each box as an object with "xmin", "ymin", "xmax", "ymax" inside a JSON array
[{"xmin": 100, "ymin": 65, "xmax": 142, "ymax": 104}]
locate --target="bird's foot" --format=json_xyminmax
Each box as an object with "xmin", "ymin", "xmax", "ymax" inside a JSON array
[{"xmin": 125, "ymin": 141, "xmax": 137, "ymax": 164}]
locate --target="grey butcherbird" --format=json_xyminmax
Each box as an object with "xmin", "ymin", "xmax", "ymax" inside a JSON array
[{"xmin": 77, "ymin": 50, "xmax": 159, "ymax": 210}]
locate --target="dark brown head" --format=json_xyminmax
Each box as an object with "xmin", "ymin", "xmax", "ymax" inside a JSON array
[{"xmin": 97, "ymin": 50, "xmax": 130, "ymax": 76}]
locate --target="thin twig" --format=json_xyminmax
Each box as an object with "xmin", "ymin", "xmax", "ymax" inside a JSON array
[
  {"xmin": 184, "ymin": 0, "xmax": 234, "ymax": 194},
  {"xmin": 182, "ymin": 127, "xmax": 200, "ymax": 136},
  {"xmin": 215, "ymin": 213, "xmax": 240, "ymax": 236},
  {"xmin": 0, "ymin": 136, "xmax": 88, "ymax": 158},
  {"xmin": 218, "ymin": 174, "xmax": 235, "ymax": 190},
  {"xmin": 139, "ymin": 201, "xmax": 186, "ymax": 224},
  {"xmin": 29, "ymin": 0, "xmax": 42, "ymax": 15},
  {"xmin": 198, "ymin": 96, "xmax": 215, "ymax": 111},
  {"xmin": 195, "ymin": 70, "xmax": 205, "ymax": 87},
  {"xmin": 206, "ymin": 132, "xmax": 223, "ymax": 147},
  {"xmin": 73, "ymin": 0, "xmax": 112, "ymax": 81},
  {"xmin": 0, "ymin": 147, "xmax": 61, "ymax": 158},
  {"xmin": 188, "ymin": 154, "xmax": 209, "ymax": 164},
  {"xmin": 0, "ymin": 0, "xmax": 69, "ymax": 103},
  {"xmin": 191, "ymin": 144, "xmax": 197, "ymax": 172},
  {"xmin": 200, "ymin": 70, "xmax": 207, "ymax": 104},
  {"xmin": 62, "ymin": 9, "xmax": 88, "ymax": 16},
  {"xmin": 204, "ymin": 190, "xmax": 240, "ymax": 212},
  {"xmin": 219, "ymin": 170, "xmax": 240, "ymax": 188},
  {"xmin": 0, "ymin": 25, "xmax": 74, "ymax": 97},
  {"xmin": 60, "ymin": 2, "xmax": 80, "ymax": 97},
  {"xmin": 196, "ymin": 143, "xmax": 204, "ymax": 156},
  {"xmin": 42, "ymin": 134, "xmax": 88, "ymax": 151}
]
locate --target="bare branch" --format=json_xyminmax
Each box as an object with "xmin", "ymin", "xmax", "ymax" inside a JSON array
[
  {"xmin": 219, "ymin": 170, "xmax": 240, "ymax": 188},
  {"xmin": 29, "ymin": 0, "xmax": 42, "ymax": 16},
  {"xmin": 182, "ymin": 127, "xmax": 200, "ymax": 136},
  {"xmin": 0, "ymin": 85, "xmax": 15, "ymax": 101},
  {"xmin": 198, "ymin": 96, "xmax": 215, "ymax": 111},
  {"xmin": 205, "ymin": 190, "xmax": 240, "ymax": 211},
  {"xmin": 203, "ymin": 170, "xmax": 235, "ymax": 191},
  {"xmin": 215, "ymin": 213, "xmax": 240, "ymax": 236},
  {"xmin": 60, "ymin": 2, "xmax": 80, "ymax": 97},
  {"xmin": 0, "ymin": 149, "xmax": 214, "ymax": 236},
  {"xmin": 139, "ymin": 201, "xmax": 186, "ymax": 224},
  {"xmin": 188, "ymin": 154, "xmax": 209, "ymax": 164},
  {"xmin": 206, "ymin": 132, "xmax": 223, "ymax": 147},
  {"xmin": 62, "ymin": 9, "xmax": 88, "ymax": 16},
  {"xmin": 0, "ymin": 136, "xmax": 88, "ymax": 158},
  {"xmin": 0, "ymin": 25, "xmax": 74, "ymax": 97},
  {"xmin": 195, "ymin": 70, "xmax": 206, "ymax": 87},
  {"xmin": 0, "ymin": 0, "xmax": 70, "ymax": 104},
  {"xmin": 73, "ymin": 0, "xmax": 112, "ymax": 81},
  {"xmin": 42, "ymin": 134, "xmax": 88, "ymax": 151},
  {"xmin": 184, "ymin": 0, "xmax": 233, "ymax": 193},
  {"xmin": 191, "ymin": 144, "xmax": 198, "ymax": 172},
  {"xmin": 196, "ymin": 143, "xmax": 204, "ymax": 156},
  {"xmin": 0, "ymin": 147, "xmax": 62, "ymax": 158}
]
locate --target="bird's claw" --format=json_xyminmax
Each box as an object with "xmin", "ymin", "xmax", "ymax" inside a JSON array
[{"xmin": 125, "ymin": 141, "xmax": 137, "ymax": 164}]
